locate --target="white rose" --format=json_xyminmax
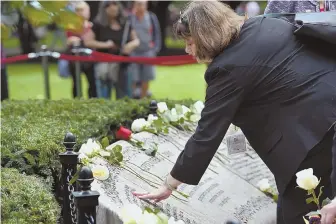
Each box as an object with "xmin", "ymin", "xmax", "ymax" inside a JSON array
[
  {"xmin": 156, "ymin": 212, "xmax": 169, "ymax": 223},
  {"xmin": 170, "ymin": 108, "xmax": 179, "ymax": 122},
  {"xmin": 147, "ymin": 114, "xmax": 158, "ymax": 125},
  {"xmin": 296, "ymin": 168, "xmax": 320, "ymax": 191},
  {"xmin": 257, "ymin": 178, "xmax": 271, "ymax": 192},
  {"xmin": 139, "ymin": 211, "xmax": 160, "ymax": 224},
  {"xmin": 193, "ymin": 101, "xmax": 204, "ymax": 114},
  {"xmin": 78, "ymin": 153, "xmax": 88, "ymax": 161},
  {"xmin": 91, "ymin": 165, "xmax": 109, "ymax": 181},
  {"xmin": 120, "ymin": 204, "xmax": 143, "ymax": 224},
  {"xmin": 189, "ymin": 114, "xmax": 201, "ymax": 122},
  {"xmin": 131, "ymin": 118, "xmax": 148, "ymax": 133},
  {"xmin": 157, "ymin": 102, "xmax": 168, "ymax": 113},
  {"xmin": 168, "ymin": 217, "xmax": 185, "ymax": 224},
  {"xmin": 79, "ymin": 138, "xmax": 101, "ymax": 156},
  {"xmin": 181, "ymin": 105, "xmax": 191, "ymax": 115}
]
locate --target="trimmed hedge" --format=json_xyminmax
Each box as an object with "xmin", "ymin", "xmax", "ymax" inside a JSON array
[
  {"xmin": 1, "ymin": 98, "xmax": 194, "ymax": 177},
  {"xmin": 1, "ymin": 168, "xmax": 60, "ymax": 224}
]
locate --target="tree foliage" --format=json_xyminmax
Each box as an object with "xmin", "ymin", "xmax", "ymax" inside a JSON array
[{"xmin": 1, "ymin": 0, "xmax": 84, "ymax": 40}]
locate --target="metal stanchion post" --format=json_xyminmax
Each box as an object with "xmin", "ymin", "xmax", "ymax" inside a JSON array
[
  {"xmin": 41, "ymin": 45, "xmax": 51, "ymax": 99},
  {"xmin": 73, "ymin": 42, "xmax": 82, "ymax": 98}
]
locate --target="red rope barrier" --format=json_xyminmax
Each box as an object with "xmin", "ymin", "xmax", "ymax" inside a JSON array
[
  {"xmin": 1, "ymin": 50, "xmax": 197, "ymax": 66},
  {"xmin": 61, "ymin": 51, "xmax": 197, "ymax": 66},
  {"xmin": 2, "ymin": 54, "xmax": 30, "ymax": 64}
]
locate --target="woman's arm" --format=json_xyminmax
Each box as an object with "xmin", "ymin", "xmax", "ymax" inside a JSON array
[
  {"xmin": 82, "ymin": 29, "xmax": 114, "ymax": 49},
  {"xmin": 332, "ymin": 125, "xmax": 336, "ymax": 196},
  {"xmin": 133, "ymin": 66, "xmax": 247, "ymax": 199},
  {"xmin": 121, "ymin": 29, "xmax": 140, "ymax": 55},
  {"xmin": 170, "ymin": 66, "xmax": 246, "ymax": 185}
]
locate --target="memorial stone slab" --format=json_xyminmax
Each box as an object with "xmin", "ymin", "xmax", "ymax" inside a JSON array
[{"xmin": 91, "ymin": 125, "xmax": 278, "ymax": 224}]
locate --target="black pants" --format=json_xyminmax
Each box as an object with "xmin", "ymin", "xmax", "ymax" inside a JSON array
[
  {"xmin": 69, "ymin": 62, "xmax": 97, "ymax": 98},
  {"xmin": 1, "ymin": 67, "xmax": 9, "ymax": 101},
  {"xmin": 277, "ymin": 129, "xmax": 335, "ymax": 224}
]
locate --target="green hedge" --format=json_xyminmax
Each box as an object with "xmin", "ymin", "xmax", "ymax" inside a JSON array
[
  {"xmin": 1, "ymin": 98, "xmax": 194, "ymax": 177},
  {"xmin": 1, "ymin": 168, "xmax": 60, "ymax": 224}
]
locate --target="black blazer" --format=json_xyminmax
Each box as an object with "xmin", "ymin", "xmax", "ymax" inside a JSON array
[{"xmin": 170, "ymin": 16, "xmax": 336, "ymax": 194}]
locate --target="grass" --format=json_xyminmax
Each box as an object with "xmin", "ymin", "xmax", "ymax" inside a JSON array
[
  {"xmin": 2, "ymin": 31, "xmax": 185, "ymax": 50},
  {"xmin": 7, "ymin": 63, "xmax": 206, "ymax": 100}
]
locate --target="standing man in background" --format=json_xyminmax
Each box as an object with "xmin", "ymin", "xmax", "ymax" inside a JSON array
[{"xmin": 129, "ymin": 0, "xmax": 161, "ymax": 99}]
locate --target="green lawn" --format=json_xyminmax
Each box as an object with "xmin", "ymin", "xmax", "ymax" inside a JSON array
[{"xmin": 7, "ymin": 63, "xmax": 206, "ymax": 100}]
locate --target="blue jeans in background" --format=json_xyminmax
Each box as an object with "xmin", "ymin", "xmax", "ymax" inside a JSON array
[{"xmin": 96, "ymin": 79, "xmax": 113, "ymax": 99}]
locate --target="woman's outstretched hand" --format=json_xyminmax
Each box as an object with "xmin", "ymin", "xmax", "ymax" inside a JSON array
[{"xmin": 132, "ymin": 185, "xmax": 173, "ymax": 203}]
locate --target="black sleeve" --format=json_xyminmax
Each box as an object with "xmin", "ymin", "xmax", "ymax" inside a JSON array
[
  {"xmin": 332, "ymin": 125, "xmax": 336, "ymax": 197},
  {"xmin": 91, "ymin": 22, "xmax": 100, "ymax": 40},
  {"xmin": 170, "ymin": 67, "xmax": 245, "ymax": 185}
]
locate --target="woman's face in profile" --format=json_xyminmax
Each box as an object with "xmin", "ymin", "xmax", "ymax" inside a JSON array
[{"xmin": 185, "ymin": 37, "xmax": 196, "ymax": 58}]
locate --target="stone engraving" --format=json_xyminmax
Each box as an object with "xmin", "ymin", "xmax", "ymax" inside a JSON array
[{"xmin": 93, "ymin": 126, "xmax": 277, "ymax": 224}]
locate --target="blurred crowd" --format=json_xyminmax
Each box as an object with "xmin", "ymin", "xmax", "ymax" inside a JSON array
[
  {"xmin": 58, "ymin": 0, "xmax": 162, "ymax": 100},
  {"xmin": 3, "ymin": 1, "xmax": 332, "ymax": 101},
  {"xmin": 1, "ymin": 1, "xmax": 265, "ymax": 101}
]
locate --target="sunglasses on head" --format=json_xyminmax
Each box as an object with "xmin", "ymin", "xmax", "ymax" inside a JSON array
[{"xmin": 177, "ymin": 11, "xmax": 190, "ymax": 34}]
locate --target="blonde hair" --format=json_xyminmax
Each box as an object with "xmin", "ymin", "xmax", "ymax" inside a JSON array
[
  {"xmin": 74, "ymin": 1, "xmax": 89, "ymax": 11},
  {"xmin": 175, "ymin": 1, "xmax": 246, "ymax": 63}
]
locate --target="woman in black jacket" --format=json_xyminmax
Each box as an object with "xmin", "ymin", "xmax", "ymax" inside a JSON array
[{"xmin": 133, "ymin": 1, "xmax": 336, "ymax": 224}]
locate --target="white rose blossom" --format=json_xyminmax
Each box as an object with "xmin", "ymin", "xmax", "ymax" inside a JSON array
[
  {"xmin": 192, "ymin": 101, "xmax": 204, "ymax": 114},
  {"xmin": 157, "ymin": 102, "xmax": 168, "ymax": 113},
  {"xmin": 78, "ymin": 138, "xmax": 101, "ymax": 156},
  {"xmin": 156, "ymin": 212, "xmax": 169, "ymax": 223},
  {"xmin": 257, "ymin": 178, "xmax": 271, "ymax": 192},
  {"xmin": 131, "ymin": 118, "xmax": 149, "ymax": 133},
  {"xmin": 170, "ymin": 108, "xmax": 179, "ymax": 122},
  {"xmin": 181, "ymin": 105, "xmax": 191, "ymax": 115},
  {"xmin": 91, "ymin": 165, "xmax": 110, "ymax": 181},
  {"xmin": 296, "ymin": 168, "xmax": 320, "ymax": 191},
  {"xmin": 120, "ymin": 204, "xmax": 143, "ymax": 224},
  {"xmin": 147, "ymin": 114, "xmax": 158, "ymax": 125}
]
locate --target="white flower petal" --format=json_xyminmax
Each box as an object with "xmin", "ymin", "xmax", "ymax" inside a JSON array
[
  {"xmin": 131, "ymin": 118, "xmax": 149, "ymax": 133},
  {"xmin": 91, "ymin": 165, "xmax": 109, "ymax": 181},
  {"xmin": 257, "ymin": 178, "xmax": 270, "ymax": 191},
  {"xmin": 181, "ymin": 105, "xmax": 191, "ymax": 114},
  {"xmin": 296, "ymin": 168, "xmax": 314, "ymax": 178},
  {"xmin": 193, "ymin": 101, "xmax": 204, "ymax": 114},
  {"xmin": 120, "ymin": 204, "xmax": 143, "ymax": 224},
  {"xmin": 157, "ymin": 102, "xmax": 169, "ymax": 113}
]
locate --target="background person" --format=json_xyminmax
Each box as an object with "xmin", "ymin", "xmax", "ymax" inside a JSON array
[
  {"xmin": 133, "ymin": 2, "xmax": 336, "ymax": 224},
  {"xmin": 84, "ymin": 1, "xmax": 139, "ymax": 99},
  {"xmin": 129, "ymin": 0, "xmax": 161, "ymax": 99},
  {"xmin": 66, "ymin": 1, "xmax": 97, "ymax": 98}
]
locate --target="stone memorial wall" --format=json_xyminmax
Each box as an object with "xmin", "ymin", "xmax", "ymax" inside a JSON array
[{"xmin": 91, "ymin": 125, "xmax": 277, "ymax": 224}]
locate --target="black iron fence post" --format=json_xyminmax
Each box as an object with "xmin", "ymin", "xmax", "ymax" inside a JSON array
[
  {"xmin": 73, "ymin": 166, "xmax": 100, "ymax": 224},
  {"xmin": 41, "ymin": 45, "xmax": 51, "ymax": 99},
  {"xmin": 59, "ymin": 132, "xmax": 79, "ymax": 224},
  {"xmin": 149, "ymin": 100, "xmax": 158, "ymax": 116},
  {"xmin": 72, "ymin": 42, "xmax": 82, "ymax": 98}
]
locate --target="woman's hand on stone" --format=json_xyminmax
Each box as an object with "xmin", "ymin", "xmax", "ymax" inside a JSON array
[
  {"xmin": 132, "ymin": 185, "xmax": 173, "ymax": 203},
  {"xmin": 320, "ymin": 199, "xmax": 336, "ymax": 224}
]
